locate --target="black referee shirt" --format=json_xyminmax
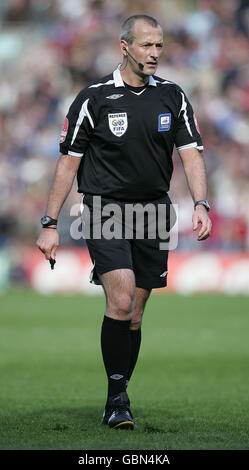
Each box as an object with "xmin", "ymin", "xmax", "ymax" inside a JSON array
[{"xmin": 59, "ymin": 67, "xmax": 203, "ymax": 201}]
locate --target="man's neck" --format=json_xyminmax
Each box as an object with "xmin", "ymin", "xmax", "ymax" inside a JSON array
[{"xmin": 120, "ymin": 68, "xmax": 149, "ymax": 87}]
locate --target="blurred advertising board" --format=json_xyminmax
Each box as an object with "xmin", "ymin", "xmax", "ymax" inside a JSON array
[{"xmin": 10, "ymin": 247, "xmax": 249, "ymax": 295}]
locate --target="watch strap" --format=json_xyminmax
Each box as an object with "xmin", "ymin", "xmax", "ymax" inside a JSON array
[
  {"xmin": 41, "ymin": 215, "xmax": 58, "ymax": 227},
  {"xmin": 194, "ymin": 200, "xmax": 210, "ymax": 212}
]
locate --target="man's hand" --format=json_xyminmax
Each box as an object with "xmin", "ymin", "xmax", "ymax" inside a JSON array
[
  {"xmin": 36, "ymin": 228, "xmax": 59, "ymax": 261},
  {"xmin": 192, "ymin": 206, "xmax": 212, "ymax": 241}
]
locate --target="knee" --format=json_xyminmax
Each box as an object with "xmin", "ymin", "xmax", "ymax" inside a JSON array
[{"xmin": 107, "ymin": 292, "xmax": 135, "ymax": 319}]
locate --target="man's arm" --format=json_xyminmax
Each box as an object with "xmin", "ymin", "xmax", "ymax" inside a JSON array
[
  {"xmin": 36, "ymin": 154, "xmax": 81, "ymax": 260},
  {"xmin": 45, "ymin": 154, "xmax": 81, "ymax": 219},
  {"xmin": 177, "ymin": 147, "xmax": 212, "ymax": 241}
]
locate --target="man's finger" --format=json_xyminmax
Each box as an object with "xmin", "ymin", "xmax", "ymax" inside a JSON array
[
  {"xmin": 44, "ymin": 250, "xmax": 52, "ymax": 260},
  {"xmin": 198, "ymin": 224, "xmax": 208, "ymax": 237},
  {"xmin": 198, "ymin": 228, "xmax": 211, "ymax": 240},
  {"xmin": 51, "ymin": 246, "xmax": 57, "ymax": 259},
  {"xmin": 198, "ymin": 233, "xmax": 210, "ymax": 241},
  {"xmin": 199, "ymin": 220, "xmax": 212, "ymax": 238},
  {"xmin": 192, "ymin": 218, "xmax": 199, "ymax": 231}
]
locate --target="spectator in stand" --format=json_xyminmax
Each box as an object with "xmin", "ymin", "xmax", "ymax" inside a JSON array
[{"xmin": 0, "ymin": 0, "xmax": 249, "ymax": 250}]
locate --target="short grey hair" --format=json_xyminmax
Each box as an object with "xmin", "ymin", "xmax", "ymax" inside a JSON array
[{"xmin": 120, "ymin": 15, "xmax": 162, "ymax": 45}]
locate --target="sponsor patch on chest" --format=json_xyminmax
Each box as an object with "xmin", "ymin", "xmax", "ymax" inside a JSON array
[
  {"xmin": 108, "ymin": 112, "xmax": 128, "ymax": 137},
  {"xmin": 158, "ymin": 113, "xmax": 171, "ymax": 132}
]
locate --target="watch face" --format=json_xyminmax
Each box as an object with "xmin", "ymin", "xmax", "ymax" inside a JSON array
[
  {"xmin": 195, "ymin": 200, "xmax": 210, "ymax": 211},
  {"xmin": 203, "ymin": 200, "xmax": 210, "ymax": 210},
  {"xmin": 41, "ymin": 216, "xmax": 49, "ymax": 225},
  {"xmin": 41, "ymin": 215, "xmax": 57, "ymax": 226}
]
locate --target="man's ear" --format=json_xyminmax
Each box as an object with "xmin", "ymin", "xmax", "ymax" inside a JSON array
[{"xmin": 120, "ymin": 40, "xmax": 128, "ymax": 56}]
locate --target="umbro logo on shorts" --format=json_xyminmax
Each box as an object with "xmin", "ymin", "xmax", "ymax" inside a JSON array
[
  {"xmin": 110, "ymin": 374, "xmax": 124, "ymax": 380},
  {"xmin": 106, "ymin": 94, "xmax": 124, "ymax": 100},
  {"xmin": 160, "ymin": 271, "xmax": 168, "ymax": 278}
]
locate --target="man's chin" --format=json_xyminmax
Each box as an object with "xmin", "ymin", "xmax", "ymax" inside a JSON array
[{"xmin": 144, "ymin": 64, "xmax": 158, "ymax": 74}]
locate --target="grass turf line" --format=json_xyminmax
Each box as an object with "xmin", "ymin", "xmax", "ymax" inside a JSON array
[{"xmin": 0, "ymin": 288, "xmax": 249, "ymax": 450}]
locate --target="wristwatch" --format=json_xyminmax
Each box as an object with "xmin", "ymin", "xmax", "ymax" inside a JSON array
[
  {"xmin": 194, "ymin": 200, "xmax": 210, "ymax": 212},
  {"xmin": 41, "ymin": 215, "xmax": 58, "ymax": 227}
]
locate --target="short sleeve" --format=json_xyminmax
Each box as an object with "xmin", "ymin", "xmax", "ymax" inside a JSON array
[
  {"xmin": 59, "ymin": 90, "xmax": 95, "ymax": 157},
  {"xmin": 174, "ymin": 87, "xmax": 204, "ymax": 152}
]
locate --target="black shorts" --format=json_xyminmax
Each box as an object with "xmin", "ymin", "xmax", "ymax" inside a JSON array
[{"xmin": 81, "ymin": 193, "xmax": 173, "ymax": 289}]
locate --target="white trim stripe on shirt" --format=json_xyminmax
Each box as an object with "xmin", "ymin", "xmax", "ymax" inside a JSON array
[
  {"xmin": 89, "ymin": 79, "xmax": 115, "ymax": 89},
  {"xmin": 130, "ymin": 89, "xmax": 147, "ymax": 96},
  {"xmin": 176, "ymin": 142, "xmax": 197, "ymax": 151},
  {"xmin": 71, "ymin": 98, "xmax": 94, "ymax": 146},
  {"xmin": 80, "ymin": 195, "xmax": 85, "ymax": 215},
  {"xmin": 154, "ymin": 79, "xmax": 173, "ymax": 85},
  {"xmin": 68, "ymin": 150, "xmax": 84, "ymax": 157},
  {"xmin": 179, "ymin": 92, "xmax": 193, "ymax": 137},
  {"xmin": 176, "ymin": 142, "xmax": 204, "ymax": 152}
]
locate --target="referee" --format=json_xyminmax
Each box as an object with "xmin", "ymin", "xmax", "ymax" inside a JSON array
[{"xmin": 36, "ymin": 14, "xmax": 212, "ymax": 430}]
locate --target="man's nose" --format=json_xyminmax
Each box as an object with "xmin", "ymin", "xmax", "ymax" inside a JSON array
[{"xmin": 150, "ymin": 46, "xmax": 159, "ymax": 59}]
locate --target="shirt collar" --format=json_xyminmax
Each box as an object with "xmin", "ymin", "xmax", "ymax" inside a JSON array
[
  {"xmin": 148, "ymin": 75, "xmax": 157, "ymax": 87},
  {"xmin": 113, "ymin": 67, "xmax": 157, "ymax": 88}
]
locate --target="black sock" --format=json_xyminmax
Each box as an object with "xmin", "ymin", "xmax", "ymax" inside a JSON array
[
  {"xmin": 126, "ymin": 327, "xmax": 142, "ymax": 388},
  {"xmin": 101, "ymin": 315, "xmax": 131, "ymax": 402}
]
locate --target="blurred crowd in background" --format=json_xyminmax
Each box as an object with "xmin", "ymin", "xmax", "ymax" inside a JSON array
[{"xmin": 0, "ymin": 0, "xmax": 249, "ymax": 261}]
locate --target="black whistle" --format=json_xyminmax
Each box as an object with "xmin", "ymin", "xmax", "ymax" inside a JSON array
[{"xmin": 49, "ymin": 259, "xmax": 56, "ymax": 270}]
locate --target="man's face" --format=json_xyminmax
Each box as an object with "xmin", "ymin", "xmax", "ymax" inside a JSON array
[{"xmin": 123, "ymin": 21, "xmax": 164, "ymax": 76}]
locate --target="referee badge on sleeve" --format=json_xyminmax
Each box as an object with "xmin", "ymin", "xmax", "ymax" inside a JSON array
[
  {"xmin": 60, "ymin": 117, "xmax": 69, "ymax": 143},
  {"xmin": 108, "ymin": 112, "xmax": 128, "ymax": 137},
  {"xmin": 194, "ymin": 113, "xmax": 200, "ymax": 134},
  {"xmin": 158, "ymin": 113, "xmax": 171, "ymax": 132}
]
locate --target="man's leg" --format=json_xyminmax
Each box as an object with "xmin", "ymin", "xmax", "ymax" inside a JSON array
[
  {"xmin": 126, "ymin": 287, "xmax": 151, "ymax": 388},
  {"xmin": 99, "ymin": 268, "xmax": 136, "ymax": 428}
]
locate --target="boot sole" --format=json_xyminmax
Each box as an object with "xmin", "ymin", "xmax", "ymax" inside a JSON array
[{"xmin": 112, "ymin": 421, "xmax": 134, "ymax": 430}]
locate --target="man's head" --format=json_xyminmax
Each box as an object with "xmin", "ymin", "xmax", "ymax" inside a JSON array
[{"xmin": 120, "ymin": 15, "xmax": 164, "ymax": 77}]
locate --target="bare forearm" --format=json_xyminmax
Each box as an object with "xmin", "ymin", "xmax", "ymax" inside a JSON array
[
  {"xmin": 45, "ymin": 155, "xmax": 80, "ymax": 219},
  {"xmin": 178, "ymin": 148, "xmax": 208, "ymax": 203}
]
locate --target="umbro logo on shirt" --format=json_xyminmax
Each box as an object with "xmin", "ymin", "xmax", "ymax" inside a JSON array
[
  {"xmin": 106, "ymin": 94, "xmax": 124, "ymax": 100},
  {"xmin": 160, "ymin": 271, "xmax": 168, "ymax": 278}
]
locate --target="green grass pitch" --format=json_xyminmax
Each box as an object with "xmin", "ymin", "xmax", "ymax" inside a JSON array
[{"xmin": 0, "ymin": 288, "xmax": 249, "ymax": 450}]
